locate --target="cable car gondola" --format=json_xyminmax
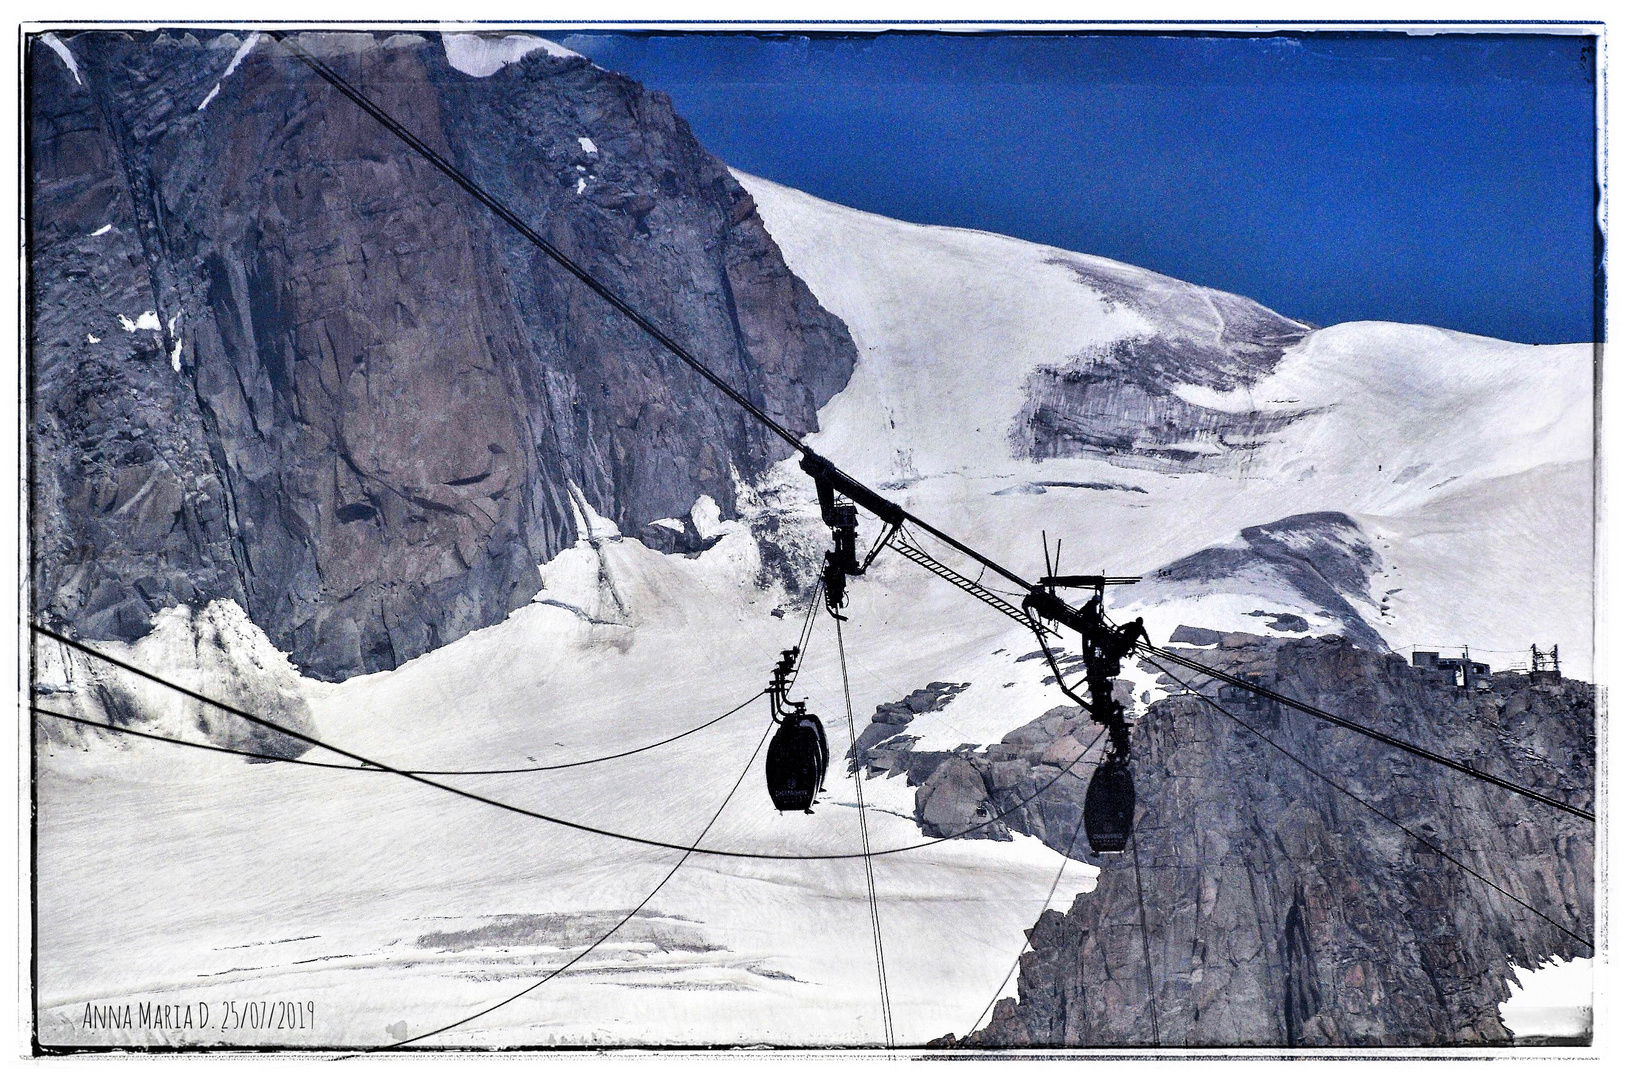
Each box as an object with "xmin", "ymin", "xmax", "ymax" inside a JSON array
[
  {"xmin": 1083, "ymin": 760, "xmax": 1134, "ymax": 853},
  {"xmin": 766, "ymin": 706, "xmax": 828, "ymax": 812},
  {"xmin": 763, "ymin": 647, "xmax": 830, "ymax": 813}
]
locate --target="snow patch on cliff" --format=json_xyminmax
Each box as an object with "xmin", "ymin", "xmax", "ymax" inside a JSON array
[
  {"xmin": 40, "ymin": 33, "xmax": 83, "ymax": 85},
  {"xmin": 443, "ymin": 33, "xmax": 579, "ymax": 77},
  {"xmin": 198, "ymin": 31, "xmax": 260, "ymax": 111},
  {"xmin": 563, "ymin": 481, "xmax": 621, "ymax": 543},
  {"xmin": 118, "ymin": 311, "xmax": 161, "ymax": 333},
  {"xmin": 222, "ymin": 31, "xmax": 262, "ymax": 78}
]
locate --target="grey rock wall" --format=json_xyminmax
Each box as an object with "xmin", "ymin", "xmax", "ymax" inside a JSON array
[
  {"xmin": 29, "ymin": 30, "xmax": 856, "ymax": 679},
  {"xmin": 1014, "ymin": 258, "xmax": 1314, "ymax": 467},
  {"xmin": 868, "ymin": 638, "xmax": 1593, "ymax": 1047}
]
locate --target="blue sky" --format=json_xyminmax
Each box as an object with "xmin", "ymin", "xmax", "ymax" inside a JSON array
[{"xmin": 562, "ymin": 32, "xmax": 1599, "ymax": 345}]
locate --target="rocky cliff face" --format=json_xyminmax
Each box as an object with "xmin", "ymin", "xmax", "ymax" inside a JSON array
[
  {"xmin": 1014, "ymin": 257, "xmax": 1314, "ymax": 467},
  {"xmin": 1120, "ymin": 511, "xmax": 1390, "ymax": 651},
  {"xmin": 29, "ymin": 30, "xmax": 856, "ymax": 680},
  {"xmin": 855, "ymin": 637, "xmax": 1594, "ymax": 1047}
]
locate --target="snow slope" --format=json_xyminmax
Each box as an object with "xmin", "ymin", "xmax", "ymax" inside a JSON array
[
  {"xmin": 34, "ymin": 173, "xmax": 1596, "ymax": 1047},
  {"xmin": 36, "ymin": 521, "xmax": 1099, "ymax": 1047},
  {"xmin": 740, "ymin": 172, "xmax": 1594, "ymax": 677}
]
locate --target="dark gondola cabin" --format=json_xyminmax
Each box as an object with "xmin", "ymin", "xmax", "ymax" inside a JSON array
[
  {"xmin": 1084, "ymin": 760, "xmax": 1135, "ymax": 853},
  {"xmin": 767, "ymin": 711, "xmax": 828, "ymax": 812}
]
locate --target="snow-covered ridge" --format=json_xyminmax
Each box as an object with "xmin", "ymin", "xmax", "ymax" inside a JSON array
[
  {"xmin": 442, "ymin": 32, "xmax": 581, "ymax": 77},
  {"xmin": 737, "ymin": 170, "xmax": 1594, "ymax": 676}
]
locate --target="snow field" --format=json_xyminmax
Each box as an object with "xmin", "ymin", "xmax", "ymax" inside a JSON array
[{"xmin": 37, "ymin": 509, "xmax": 1100, "ymax": 1046}]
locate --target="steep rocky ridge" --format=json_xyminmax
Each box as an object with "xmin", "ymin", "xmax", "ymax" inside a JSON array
[
  {"xmin": 29, "ymin": 30, "xmax": 856, "ymax": 679},
  {"xmin": 883, "ymin": 637, "xmax": 1594, "ymax": 1047}
]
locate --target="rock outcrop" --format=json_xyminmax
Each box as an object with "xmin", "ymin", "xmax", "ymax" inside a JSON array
[
  {"xmin": 861, "ymin": 637, "xmax": 1594, "ymax": 1047},
  {"xmin": 1014, "ymin": 257, "xmax": 1314, "ymax": 467},
  {"xmin": 1119, "ymin": 511, "xmax": 1389, "ymax": 650},
  {"xmin": 29, "ymin": 30, "xmax": 857, "ymax": 679}
]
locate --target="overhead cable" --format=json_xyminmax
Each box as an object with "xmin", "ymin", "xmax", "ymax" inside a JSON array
[
  {"xmin": 268, "ymin": 30, "xmax": 1034, "ymax": 594},
  {"xmin": 836, "ymin": 617, "xmax": 895, "ymax": 1046},
  {"xmin": 385, "ymin": 709, "xmax": 781, "ymax": 1048},
  {"xmin": 259, "ymin": 31, "xmax": 1589, "ymax": 830},
  {"xmin": 32, "ymin": 623, "xmax": 1107, "ymax": 862},
  {"xmin": 965, "ymin": 724, "xmax": 1106, "ymax": 1036},
  {"xmin": 32, "ymin": 696, "xmax": 762, "ymax": 776}
]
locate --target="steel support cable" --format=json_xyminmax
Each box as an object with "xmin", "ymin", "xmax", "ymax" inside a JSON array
[
  {"xmin": 32, "ymin": 623, "xmax": 1109, "ymax": 861},
  {"xmin": 30, "ymin": 697, "xmax": 762, "ymax": 775},
  {"xmin": 382, "ymin": 591, "xmax": 801, "ymax": 1049},
  {"xmin": 29, "ymin": 704, "xmax": 394, "ymax": 771},
  {"xmin": 1137, "ymin": 643, "xmax": 1593, "ymax": 822},
  {"xmin": 1027, "ymin": 615, "xmax": 1162, "ymax": 1043},
  {"xmin": 966, "ymin": 723, "xmax": 1107, "ymax": 1037},
  {"xmin": 1142, "ymin": 656, "xmax": 1593, "ymax": 950},
  {"xmin": 1128, "ymin": 827, "xmax": 1162, "ymax": 1047},
  {"xmin": 1399, "ymin": 644, "xmax": 1546, "ymax": 657},
  {"xmin": 268, "ymin": 31, "xmax": 1036, "ymax": 597},
  {"xmin": 31, "ymin": 588, "xmax": 821, "ymax": 777},
  {"xmin": 264, "ymin": 32, "xmax": 803, "ymax": 453},
  {"xmin": 788, "ymin": 579, "xmax": 825, "ymax": 689},
  {"xmin": 835, "ymin": 616, "xmax": 895, "ymax": 1047},
  {"xmin": 383, "ymin": 707, "xmax": 783, "ymax": 1049}
]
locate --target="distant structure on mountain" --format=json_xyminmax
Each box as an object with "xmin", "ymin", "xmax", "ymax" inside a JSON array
[
  {"xmin": 1531, "ymin": 644, "xmax": 1563, "ymax": 684},
  {"xmin": 1411, "ymin": 649, "xmax": 1492, "ymax": 691}
]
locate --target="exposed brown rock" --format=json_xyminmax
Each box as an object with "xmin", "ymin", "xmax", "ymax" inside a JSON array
[{"xmin": 28, "ymin": 30, "xmax": 857, "ymax": 679}]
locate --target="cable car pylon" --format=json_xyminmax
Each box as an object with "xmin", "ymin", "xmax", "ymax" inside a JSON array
[{"xmin": 1021, "ymin": 535, "xmax": 1147, "ymax": 854}]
